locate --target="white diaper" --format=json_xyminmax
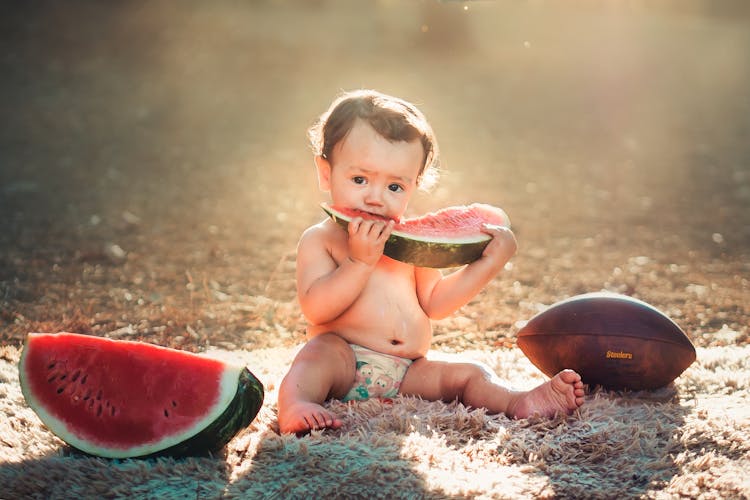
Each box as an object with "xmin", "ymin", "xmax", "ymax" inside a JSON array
[{"xmin": 342, "ymin": 344, "xmax": 413, "ymax": 402}]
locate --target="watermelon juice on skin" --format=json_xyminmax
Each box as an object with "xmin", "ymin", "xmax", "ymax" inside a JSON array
[{"xmin": 322, "ymin": 202, "xmax": 511, "ymax": 268}]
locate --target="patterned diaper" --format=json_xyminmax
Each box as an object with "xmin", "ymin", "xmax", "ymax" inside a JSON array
[{"xmin": 342, "ymin": 344, "xmax": 413, "ymax": 402}]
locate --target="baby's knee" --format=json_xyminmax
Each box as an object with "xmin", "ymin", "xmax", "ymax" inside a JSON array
[
  {"xmin": 445, "ymin": 362, "xmax": 494, "ymax": 396},
  {"xmin": 452, "ymin": 360, "xmax": 493, "ymax": 380},
  {"xmin": 309, "ymin": 332, "xmax": 349, "ymax": 348},
  {"xmin": 465, "ymin": 362, "xmax": 495, "ymax": 385},
  {"xmin": 299, "ymin": 333, "xmax": 355, "ymax": 365}
]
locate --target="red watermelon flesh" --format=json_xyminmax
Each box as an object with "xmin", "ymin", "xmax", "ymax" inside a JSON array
[
  {"xmin": 328, "ymin": 203, "xmax": 510, "ymax": 242},
  {"xmin": 19, "ymin": 333, "xmax": 263, "ymax": 458},
  {"xmin": 322, "ymin": 203, "xmax": 510, "ymax": 268}
]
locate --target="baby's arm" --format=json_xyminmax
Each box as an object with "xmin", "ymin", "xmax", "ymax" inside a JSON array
[
  {"xmin": 416, "ymin": 225, "xmax": 517, "ymax": 320},
  {"xmin": 296, "ymin": 218, "xmax": 394, "ymax": 325}
]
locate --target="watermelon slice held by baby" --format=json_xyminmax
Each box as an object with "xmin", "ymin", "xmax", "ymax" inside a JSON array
[{"xmin": 322, "ymin": 202, "xmax": 510, "ymax": 268}]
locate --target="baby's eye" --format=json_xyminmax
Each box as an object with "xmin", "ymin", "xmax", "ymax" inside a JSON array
[
  {"xmin": 352, "ymin": 176, "xmax": 366, "ymax": 185},
  {"xmin": 388, "ymin": 183, "xmax": 404, "ymax": 192}
]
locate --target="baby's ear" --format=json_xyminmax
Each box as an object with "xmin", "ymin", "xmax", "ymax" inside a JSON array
[{"xmin": 315, "ymin": 155, "xmax": 332, "ymax": 191}]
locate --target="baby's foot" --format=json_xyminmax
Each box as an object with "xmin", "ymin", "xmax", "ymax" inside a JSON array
[
  {"xmin": 278, "ymin": 401, "xmax": 343, "ymax": 435},
  {"xmin": 507, "ymin": 369, "xmax": 585, "ymax": 419}
]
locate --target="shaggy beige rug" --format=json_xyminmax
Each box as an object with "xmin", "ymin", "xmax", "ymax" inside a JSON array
[{"xmin": 1, "ymin": 343, "xmax": 749, "ymax": 499}]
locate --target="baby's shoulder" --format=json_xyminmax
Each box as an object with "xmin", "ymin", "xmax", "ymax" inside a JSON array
[{"xmin": 298, "ymin": 218, "xmax": 346, "ymax": 248}]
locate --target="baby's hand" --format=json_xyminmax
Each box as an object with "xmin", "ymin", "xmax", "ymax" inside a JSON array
[
  {"xmin": 480, "ymin": 224, "xmax": 517, "ymax": 271},
  {"xmin": 347, "ymin": 218, "xmax": 395, "ymax": 267}
]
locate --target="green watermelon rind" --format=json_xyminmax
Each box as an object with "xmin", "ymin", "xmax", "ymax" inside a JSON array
[
  {"xmin": 138, "ymin": 367, "xmax": 264, "ymax": 458},
  {"xmin": 19, "ymin": 334, "xmax": 264, "ymax": 459},
  {"xmin": 321, "ymin": 203, "xmax": 496, "ymax": 268}
]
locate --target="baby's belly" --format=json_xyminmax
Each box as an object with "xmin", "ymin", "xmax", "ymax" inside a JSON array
[{"xmin": 308, "ymin": 292, "xmax": 432, "ymax": 359}]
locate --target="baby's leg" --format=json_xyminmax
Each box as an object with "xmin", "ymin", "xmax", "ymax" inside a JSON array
[
  {"xmin": 399, "ymin": 355, "xmax": 584, "ymax": 419},
  {"xmin": 277, "ymin": 333, "xmax": 357, "ymax": 434}
]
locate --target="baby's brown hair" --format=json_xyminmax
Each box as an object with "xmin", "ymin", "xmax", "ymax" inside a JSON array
[{"xmin": 308, "ymin": 89, "xmax": 440, "ymax": 189}]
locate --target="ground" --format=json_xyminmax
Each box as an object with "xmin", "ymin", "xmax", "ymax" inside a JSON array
[{"xmin": 1, "ymin": 1, "xmax": 748, "ymax": 357}]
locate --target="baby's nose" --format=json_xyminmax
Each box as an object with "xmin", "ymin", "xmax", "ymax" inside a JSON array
[{"xmin": 365, "ymin": 188, "xmax": 384, "ymax": 206}]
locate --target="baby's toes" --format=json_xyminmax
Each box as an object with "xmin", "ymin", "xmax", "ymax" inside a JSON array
[{"xmin": 559, "ymin": 369, "xmax": 582, "ymax": 384}]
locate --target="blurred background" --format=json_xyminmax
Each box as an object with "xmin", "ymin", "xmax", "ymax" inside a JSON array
[{"xmin": 1, "ymin": 0, "xmax": 748, "ymax": 349}]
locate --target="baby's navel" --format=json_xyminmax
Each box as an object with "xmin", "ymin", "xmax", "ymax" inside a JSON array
[{"xmin": 390, "ymin": 339, "xmax": 402, "ymax": 346}]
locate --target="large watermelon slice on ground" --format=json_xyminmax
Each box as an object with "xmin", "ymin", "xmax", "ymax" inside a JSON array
[
  {"xmin": 19, "ymin": 332, "xmax": 264, "ymax": 459},
  {"xmin": 322, "ymin": 202, "xmax": 511, "ymax": 268}
]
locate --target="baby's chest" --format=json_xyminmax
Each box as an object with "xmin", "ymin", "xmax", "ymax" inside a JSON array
[
  {"xmin": 344, "ymin": 259, "xmax": 428, "ymax": 330},
  {"xmin": 373, "ymin": 256, "xmax": 414, "ymax": 283},
  {"xmin": 363, "ymin": 259, "xmax": 419, "ymax": 301}
]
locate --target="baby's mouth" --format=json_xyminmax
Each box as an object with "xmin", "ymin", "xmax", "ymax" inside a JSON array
[{"xmin": 355, "ymin": 208, "xmax": 396, "ymax": 222}]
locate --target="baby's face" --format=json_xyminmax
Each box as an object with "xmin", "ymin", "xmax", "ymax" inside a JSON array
[{"xmin": 324, "ymin": 119, "xmax": 423, "ymax": 221}]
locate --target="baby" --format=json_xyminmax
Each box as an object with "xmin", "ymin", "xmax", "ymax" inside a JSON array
[{"xmin": 277, "ymin": 89, "xmax": 584, "ymax": 434}]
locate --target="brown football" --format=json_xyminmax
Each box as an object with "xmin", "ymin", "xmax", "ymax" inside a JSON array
[{"xmin": 516, "ymin": 292, "xmax": 696, "ymax": 390}]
